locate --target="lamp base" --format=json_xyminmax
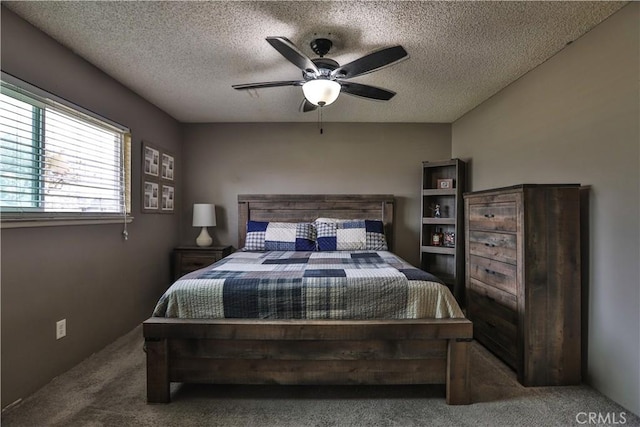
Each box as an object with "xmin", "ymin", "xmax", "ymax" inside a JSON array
[{"xmin": 196, "ymin": 227, "xmax": 213, "ymax": 247}]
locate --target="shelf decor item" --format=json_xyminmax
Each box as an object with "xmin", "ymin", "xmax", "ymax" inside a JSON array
[
  {"xmin": 431, "ymin": 228, "xmax": 445, "ymax": 246},
  {"xmin": 443, "ymin": 231, "xmax": 455, "ymax": 247},
  {"xmin": 437, "ymin": 178, "xmax": 454, "ymax": 189}
]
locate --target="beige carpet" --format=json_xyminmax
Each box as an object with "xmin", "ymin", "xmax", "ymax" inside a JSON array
[{"xmin": 2, "ymin": 325, "xmax": 638, "ymax": 427}]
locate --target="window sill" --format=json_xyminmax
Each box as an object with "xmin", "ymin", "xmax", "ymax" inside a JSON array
[{"xmin": 1, "ymin": 216, "xmax": 134, "ymax": 229}]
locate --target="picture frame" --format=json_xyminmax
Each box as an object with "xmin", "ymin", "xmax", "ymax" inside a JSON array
[
  {"xmin": 161, "ymin": 151, "xmax": 175, "ymax": 181},
  {"xmin": 142, "ymin": 141, "xmax": 176, "ymax": 214},
  {"xmin": 443, "ymin": 231, "xmax": 456, "ymax": 247},
  {"xmin": 437, "ymin": 178, "xmax": 454, "ymax": 189},
  {"xmin": 142, "ymin": 180, "xmax": 159, "ymax": 212},
  {"xmin": 143, "ymin": 142, "xmax": 160, "ymax": 177},
  {"xmin": 161, "ymin": 184, "xmax": 174, "ymax": 212}
]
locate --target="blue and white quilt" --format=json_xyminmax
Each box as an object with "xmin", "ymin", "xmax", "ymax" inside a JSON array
[{"xmin": 152, "ymin": 250, "xmax": 464, "ymax": 320}]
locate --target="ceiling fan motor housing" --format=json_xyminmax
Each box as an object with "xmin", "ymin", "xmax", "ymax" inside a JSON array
[
  {"xmin": 305, "ymin": 58, "xmax": 339, "ymax": 80},
  {"xmin": 303, "ymin": 38, "xmax": 338, "ymax": 80}
]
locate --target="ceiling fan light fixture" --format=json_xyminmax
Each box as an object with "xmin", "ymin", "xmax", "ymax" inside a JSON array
[{"xmin": 302, "ymin": 79, "xmax": 341, "ymax": 106}]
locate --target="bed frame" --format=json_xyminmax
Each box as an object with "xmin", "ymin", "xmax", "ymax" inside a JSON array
[{"xmin": 143, "ymin": 194, "xmax": 473, "ymax": 405}]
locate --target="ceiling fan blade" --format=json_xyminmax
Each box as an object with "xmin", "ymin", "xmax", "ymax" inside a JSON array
[
  {"xmin": 232, "ymin": 80, "xmax": 304, "ymax": 90},
  {"xmin": 266, "ymin": 36, "xmax": 320, "ymax": 76},
  {"xmin": 332, "ymin": 45, "xmax": 408, "ymax": 79},
  {"xmin": 299, "ymin": 98, "xmax": 317, "ymax": 113},
  {"xmin": 339, "ymin": 82, "xmax": 396, "ymax": 101}
]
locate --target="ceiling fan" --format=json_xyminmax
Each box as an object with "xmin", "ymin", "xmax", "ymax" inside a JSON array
[{"xmin": 232, "ymin": 36, "xmax": 409, "ymax": 112}]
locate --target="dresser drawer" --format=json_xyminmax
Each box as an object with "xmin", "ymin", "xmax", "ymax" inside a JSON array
[
  {"xmin": 180, "ymin": 254, "xmax": 219, "ymax": 271},
  {"xmin": 473, "ymin": 322, "xmax": 518, "ymax": 370},
  {"xmin": 467, "ymin": 289, "xmax": 518, "ymax": 367},
  {"xmin": 468, "ymin": 278, "xmax": 517, "ymax": 312},
  {"xmin": 468, "ymin": 254, "xmax": 517, "ymax": 295},
  {"xmin": 173, "ymin": 246, "xmax": 234, "ymax": 281},
  {"xmin": 468, "ymin": 230, "xmax": 517, "ymax": 265},
  {"xmin": 467, "ymin": 287, "xmax": 518, "ymax": 326},
  {"xmin": 468, "ymin": 202, "xmax": 517, "ymax": 232}
]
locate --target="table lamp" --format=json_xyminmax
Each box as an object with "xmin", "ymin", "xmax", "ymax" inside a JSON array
[{"xmin": 192, "ymin": 203, "xmax": 216, "ymax": 247}]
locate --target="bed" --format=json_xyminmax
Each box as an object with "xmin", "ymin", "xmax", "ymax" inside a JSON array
[{"xmin": 143, "ymin": 194, "xmax": 473, "ymax": 405}]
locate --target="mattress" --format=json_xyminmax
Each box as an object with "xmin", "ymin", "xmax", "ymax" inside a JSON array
[{"xmin": 152, "ymin": 250, "xmax": 464, "ymax": 320}]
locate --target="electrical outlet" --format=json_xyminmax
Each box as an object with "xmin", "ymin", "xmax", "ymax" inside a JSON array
[{"xmin": 56, "ymin": 319, "xmax": 66, "ymax": 340}]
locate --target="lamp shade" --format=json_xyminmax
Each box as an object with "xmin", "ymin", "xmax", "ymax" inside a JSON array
[
  {"xmin": 192, "ymin": 203, "xmax": 216, "ymax": 227},
  {"xmin": 302, "ymin": 79, "xmax": 341, "ymax": 106}
]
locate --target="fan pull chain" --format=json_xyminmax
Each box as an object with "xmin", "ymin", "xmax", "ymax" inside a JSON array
[{"xmin": 318, "ymin": 106, "xmax": 324, "ymax": 134}]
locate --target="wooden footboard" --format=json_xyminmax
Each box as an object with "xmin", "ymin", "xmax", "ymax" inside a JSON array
[{"xmin": 143, "ymin": 318, "xmax": 473, "ymax": 405}]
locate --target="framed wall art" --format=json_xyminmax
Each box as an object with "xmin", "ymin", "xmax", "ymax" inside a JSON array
[
  {"xmin": 143, "ymin": 142, "xmax": 160, "ymax": 178},
  {"xmin": 161, "ymin": 184, "xmax": 175, "ymax": 212},
  {"xmin": 161, "ymin": 151, "xmax": 175, "ymax": 181},
  {"xmin": 142, "ymin": 180, "xmax": 159, "ymax": 212},
  {"xmin": 142, "ymin": 141, "xmax": 176, "ymax": 214}
]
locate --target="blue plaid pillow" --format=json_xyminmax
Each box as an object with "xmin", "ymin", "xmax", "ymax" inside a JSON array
[
  {"xmin": 316, "ymin": 220, "xmax": 388, "ymax": 251},
  {"xmin": 243, "ymin": 221, "xmax": 316, "ymax": 251}
]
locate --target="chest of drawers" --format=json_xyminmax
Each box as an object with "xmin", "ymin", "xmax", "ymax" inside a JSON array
[{"xmin": 464, "ymin": 184, "xmax": 581, "ymax": 386}]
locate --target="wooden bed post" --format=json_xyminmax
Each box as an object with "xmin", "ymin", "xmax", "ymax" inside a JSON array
[
  {"xmin": 238, "ymin": 200, "xmax": 249, "ymax": 249},
  {"xmin": 446, "ymin": 338, "xmax": 471, "ymax": 405},
  {"xmin": 382, "ymin": 200, "xmax": 394, "ymax": 249},
  {"xmin": 145, "ymin": 337, "xmax": 170, "ymax": 403}
]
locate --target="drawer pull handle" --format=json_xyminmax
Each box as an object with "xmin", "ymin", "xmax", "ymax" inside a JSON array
[
  {"xmin": 484, "ymin": 214, "xmax": 495, "ymax": 218},
  {"xmin": 485, "ymin": 268, "xmax": 496, "ymax": 275},
  {"xmin": 484, "ymin": 243, "xmax": 496, "ymax": 247}
]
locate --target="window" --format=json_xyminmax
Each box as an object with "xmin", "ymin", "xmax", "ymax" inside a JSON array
[{"xmin": 0, "ymin": 74, "xmax": 131, "ymax": 225}]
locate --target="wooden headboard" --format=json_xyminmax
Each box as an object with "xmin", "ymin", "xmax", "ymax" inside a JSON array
[{"xmin": 238, "ymin": 194, "xmax": 395, "ymax": 250}]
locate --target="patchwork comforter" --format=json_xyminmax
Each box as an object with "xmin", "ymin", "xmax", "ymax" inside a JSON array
[{"xmin": 152, "ymin": 250, "xmax": 464, "ymax": 320}]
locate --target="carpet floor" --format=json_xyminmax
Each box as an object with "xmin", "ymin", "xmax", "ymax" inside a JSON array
[{"xmin": 2, "ymin": 325, "xmax": 638, "ymax": 427}]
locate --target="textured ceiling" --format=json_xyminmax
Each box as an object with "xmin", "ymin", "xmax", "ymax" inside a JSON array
[{"xmin": 4, "ymin": 1, "xmax": 627, "ymax": 123}]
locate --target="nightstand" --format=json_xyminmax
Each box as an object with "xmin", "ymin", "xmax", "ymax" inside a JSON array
[{"xmin": 172, "ymin": 245, "xmax": 233, "ymax": 281}]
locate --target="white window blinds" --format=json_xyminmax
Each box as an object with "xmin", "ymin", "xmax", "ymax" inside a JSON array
[{"xmin": 0, "ymin": 74, "xmax": 131, "ymax": 222}]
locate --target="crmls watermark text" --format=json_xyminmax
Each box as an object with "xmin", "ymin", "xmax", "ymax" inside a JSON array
[{"xmin": 576, "ymin": 412, "xmax": 627, "ymax": 425}]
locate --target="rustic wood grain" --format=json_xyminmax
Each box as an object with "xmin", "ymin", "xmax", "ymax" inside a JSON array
[
  {"xmin": 171, "ymin": 358, "xmax": 448, "ymax": 385},
  {"xmin": 446, "ymin": 339, "xmax": 471, "ymax": 405},
  {"xmin": 468, "ymin": 230, "xmax": 517, "ymax": 265},
  {"xmin": 144, "ymin": 318, "xmax": 474, "ymax": 341},
  {"xmin": 145, "ymin": 338, "xmax": 169, "ymax": 403},
  {"xmin": 238, "ymin": 194, "xmax": 394, "ymax": 250},
  {"xmin": 465, "ymin": 184, "xmax": 581, "ymax": 386},
  {"xmin": 168, "ymin": 338, "xmax": 448, "ymax": 360}
]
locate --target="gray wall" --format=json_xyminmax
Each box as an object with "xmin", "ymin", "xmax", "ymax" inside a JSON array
[
  {"xmin": 452, "ymin": 3, "xmax": 639, "ymax": 415},
  {"xmin": 181, "ymin": 122, "xmax": 451, "ymax": 265},
  {"xmin": 1, "ymin": 8, "xmax": 182, "ymax": 408}
]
